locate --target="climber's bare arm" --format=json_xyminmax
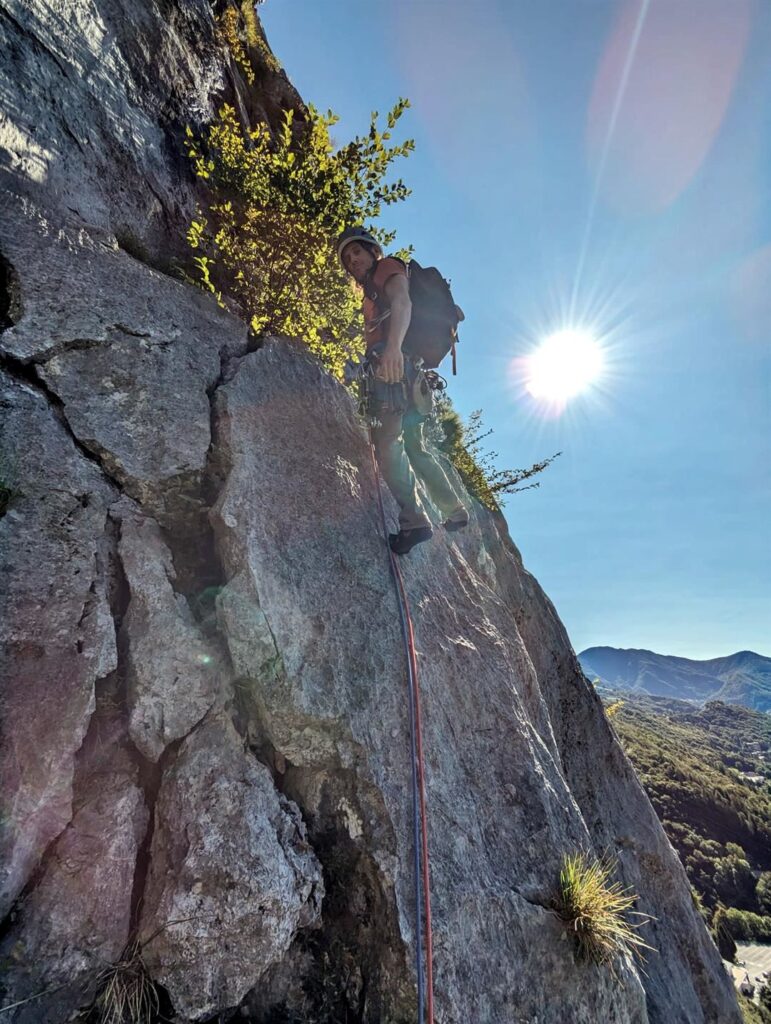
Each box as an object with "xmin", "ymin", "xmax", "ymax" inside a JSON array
[{"xmin": 377, "ymin": 275, "xmax": 411, "ymax": 384}]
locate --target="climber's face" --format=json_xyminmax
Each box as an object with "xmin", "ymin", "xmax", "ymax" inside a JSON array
[{"xmin": 342, "ymin": 241, "xmax": 377, "ymax": 282}]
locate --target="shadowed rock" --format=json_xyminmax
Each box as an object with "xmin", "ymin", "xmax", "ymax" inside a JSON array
[
  {"xmin": 0, "ymin": 371, "xmax": 117, "ymax": 917},
  {"xmin": 114, "ymin": 498, "xmax": 230, "ymax": 761},
  {"xmin": 0, "ymin": 707, "xmax": 148, "ymax": 1024},
  {"xmin": 138, "ymin": 710, "xmax": 324, "ymax": 1020}
]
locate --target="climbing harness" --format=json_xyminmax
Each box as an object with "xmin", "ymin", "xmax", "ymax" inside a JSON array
[
  {"xmin": 345, "ymin": 347, "xmax": 445, "ymax": 430},
  {"xmin": 345, "ymin": 345, "xmax": 410, "ymax": 427},
  {"xmin": 368, "ymin": 439, "xmax": 435, "ymax": 1024}
]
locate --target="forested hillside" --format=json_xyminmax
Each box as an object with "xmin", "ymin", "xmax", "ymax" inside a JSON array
[{"xmin": 606, "ymin": 695, "xmax": 771, "ymax": 943}]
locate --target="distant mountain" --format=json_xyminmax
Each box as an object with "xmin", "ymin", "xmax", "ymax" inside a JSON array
[{"xmin": 578, "ymin": 647, "xmax": 771, "ymax": 712}]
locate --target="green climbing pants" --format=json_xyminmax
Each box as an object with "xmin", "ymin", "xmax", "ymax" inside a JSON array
[{"xmin": 371, "ymin": 405, "xmax": 466, "ymax": 531}]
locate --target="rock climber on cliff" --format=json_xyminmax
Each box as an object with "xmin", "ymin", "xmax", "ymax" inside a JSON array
[{"xmin": 336, "ymin": 226, "xmax": 469, "ymax": 555}]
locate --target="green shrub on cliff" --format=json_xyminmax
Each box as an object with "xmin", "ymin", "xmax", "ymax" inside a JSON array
[
  {"xmin": 185, "ymin": 96, "xmax": 414, "ymax": 377},
  {"xmin": 712, "ymin": 905, "xmax": 737, "ymax": 961},
  {"xmin": 740, "ymin": 994, "xmax": 771, "ymax": 1024},
  {"xmin": 431, "ymin": 397, "xmax": 560, "ymax": 510}
]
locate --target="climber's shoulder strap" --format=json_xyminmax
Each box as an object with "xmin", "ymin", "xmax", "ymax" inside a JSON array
[{"xmin": 364, "ymin": 256, "xmax": 409, "ymax": 309}]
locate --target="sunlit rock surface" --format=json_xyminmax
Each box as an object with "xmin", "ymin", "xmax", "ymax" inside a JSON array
[{"xmin": 0, "ymin": 1, "xmax": 743, "ymax": 1022}]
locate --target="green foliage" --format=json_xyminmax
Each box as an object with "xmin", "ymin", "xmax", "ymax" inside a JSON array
[
  {"xmin": 216, "ymin": 5, "xmax": 255, "ymax": 83},
  {"xmin": 714, "ymin": 848, "xmax": 756, "ymax": 909},
  {"xmin": 605, "ymin": 699, "xmax": 625, "ymax": 719},
  {"xmin": 608, "ymin": 698, "xmax": 771, "ymax": 917},
  {"xmin": 757, "ymin": 872, "xmax": 771, "ymax": 915},
  {"xmin": 691, "ymin": 885, "xmax": 710, "ymax": 924},
  {"xmin": 740, "ymin": 993, "xmax": 771, "ymax": 1024},
  {"xmin": 185, "ymin": 98, "xmax": 414, "ymax": 377},
  {"xmin": 214, "ymin": 2, "xmax": 282, "ymax": 82},
  {"xmin": 761, "ymin": 984, "xmax": 771, "ymax": 1016},
  {"xmin": 723, "ymin": 908, "xmax": 771, "ymax": 943},
  {"xmin": 552, "ymin": 851, "xmax": 655, "ymax": 967},
  {"xmin": 240, "ymin": 0, "xmax": 281, "ymax": 74},
  {"xmin": 431, "ymin": 397, "xmax": 560, "ymax": 510},
  {"xmin": 712, "ymin": 906, "xmax": 737, "ymax": 961}
]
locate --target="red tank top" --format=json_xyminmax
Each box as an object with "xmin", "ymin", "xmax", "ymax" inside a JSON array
[{"xmin": 362, "ymin": 257, "xmax": 408, "ymax": 352}]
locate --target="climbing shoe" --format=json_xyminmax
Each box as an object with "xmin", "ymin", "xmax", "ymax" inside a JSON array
[
  {"xmin": 443, "ymin": 509, "xmax": 469, "ymax": 532},
  {"xmin": 388, "ymin": 525, "xmax": 433, "ymax": 555}
]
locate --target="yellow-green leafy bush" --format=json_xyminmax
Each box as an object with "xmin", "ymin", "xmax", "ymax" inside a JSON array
[
  {"xmin": 185, "ymin": 98, "xmax": 414, "ymax": 377},
  {"xmin": 605, "ymin": 699, "xmax": 625, "ymax": 719},
  {"xmin": 216, "ymin": 6, "xmax": 255, "ymax": 84}
]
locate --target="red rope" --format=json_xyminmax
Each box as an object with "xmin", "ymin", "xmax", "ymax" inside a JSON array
[
  {"xmin": 392, "ymin": 555, "xmax": 435, "ymax": 1024},
  {"xmin": 369, "ymin": 439, "xmax": 435, "ymax": 1023}
]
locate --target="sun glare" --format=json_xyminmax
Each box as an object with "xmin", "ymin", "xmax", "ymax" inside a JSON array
[{"xmin": 524, "ymin": 329, "xmax": 604, "ymax": 403}]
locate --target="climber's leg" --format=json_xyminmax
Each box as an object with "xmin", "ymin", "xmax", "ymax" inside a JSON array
[
  {"xmin": 371, "ymin": 407, "xmax": 433, "ymax": 534},
  {"xmin": 402, "ymin": 409, "xmax": 469, "ymax": 528}
]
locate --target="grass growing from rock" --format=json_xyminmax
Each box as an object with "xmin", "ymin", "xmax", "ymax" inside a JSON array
[
  {"xmin": 92, "ymin": 940, "xmax": 159, "ymax": 1024},
  {"xmin": 553, "ymin": 852, "xmax": 655, "ymax": 967}
]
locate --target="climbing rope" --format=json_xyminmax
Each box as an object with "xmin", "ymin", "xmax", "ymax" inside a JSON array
[{"xmin": 369, "ymin": 437, "xmax": 435, "ymax": 1024}]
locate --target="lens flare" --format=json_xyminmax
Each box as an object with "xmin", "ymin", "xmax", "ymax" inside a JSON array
[
  {"xmin": 587, "ymin": 0, "xmax": 751, "ymax": 214},
  {"xmin": 524, "ymin": 329, "xmax": 604, "ymax": 403}
]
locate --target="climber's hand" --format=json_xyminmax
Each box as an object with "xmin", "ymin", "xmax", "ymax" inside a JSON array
[{"xmin": 376, "ymin": 343, "xmax": 404, "ymax": 384}]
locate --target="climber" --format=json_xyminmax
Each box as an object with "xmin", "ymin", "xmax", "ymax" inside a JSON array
[{"xmin": 336, "ymin": 226, "xmax": 469, "ymax": 555}]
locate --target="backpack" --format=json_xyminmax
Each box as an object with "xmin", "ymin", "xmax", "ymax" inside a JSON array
[{"xmin": 366, "ymin": 257, "xmax": 461, "ymax": 374}]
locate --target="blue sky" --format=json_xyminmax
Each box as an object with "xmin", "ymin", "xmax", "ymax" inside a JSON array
[{"xmin": 260, "ymin": 0, "xmax": 770, "ymax": 660}]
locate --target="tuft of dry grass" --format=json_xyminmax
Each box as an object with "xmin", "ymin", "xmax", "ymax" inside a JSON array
[
  {"xmin": 93, "ymin": 940, "xmax": 159, "ymax": 1024},
  {"xmin": 553, "ymin": 852, "xmax": 656, "ymax": 967}
]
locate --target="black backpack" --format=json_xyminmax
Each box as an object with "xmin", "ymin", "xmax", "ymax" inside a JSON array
[{"xmin": 366, "ymin": 257, "xmax": 461, "ymax": 374}]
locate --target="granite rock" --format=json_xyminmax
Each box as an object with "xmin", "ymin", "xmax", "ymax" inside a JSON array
[
  {"xmin": 138, "ymin": 710, "xmax": 323, "ymax": 1020},
  {"xmin": 0, "ymin": 370, "xmax": 117, "ymax": 916}
]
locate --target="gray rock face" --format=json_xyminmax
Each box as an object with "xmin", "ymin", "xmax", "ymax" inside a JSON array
[
  {"xmin": 115, "ymin": 499, "xmax": 230, "ymax": 761},
  {"xmin": 0, "ymin": 370, "xmax": 117, "ymax": 916},
  {"xmin": 0, "ymin": 0, "xmax": 221, "ymax": 263},
  {"xmin": 138, "ymin": 711, "xmax": 324, "ymax": 1020},
  {"xmin": 208, "ymin": 341, "xmax": 652, "ymax": 1023},
  {"xmin": 1, "ymin": 198, "xmax": 248, "ymax": 527},
  {"xmin": 0, "ymin": 710, "xmax": 148, "ymax": 1024},
  {"xmin": 0, "ymin": 0, "xmax": 303, "ymax": 268},
  {"xmin": 0, "ymin": 0, "xmax": 744, "ymax": 1022},
  {"xmin": 485, "ymin": 525, "xmax": 739, "ymax": 1024}
]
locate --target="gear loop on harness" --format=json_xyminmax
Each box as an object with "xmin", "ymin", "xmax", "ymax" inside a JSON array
[
  {"xmin": 368, "ymin": 436, "xmax": 435, "ymax": 1024},
  {"xmin": 346, "ymin": 343, "xmax": 442, "ymax": 430}
]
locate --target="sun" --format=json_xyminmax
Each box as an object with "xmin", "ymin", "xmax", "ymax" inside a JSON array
[{"xmin": 524, "ymin": 328, "xmax": 604, "ymax": 402}]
